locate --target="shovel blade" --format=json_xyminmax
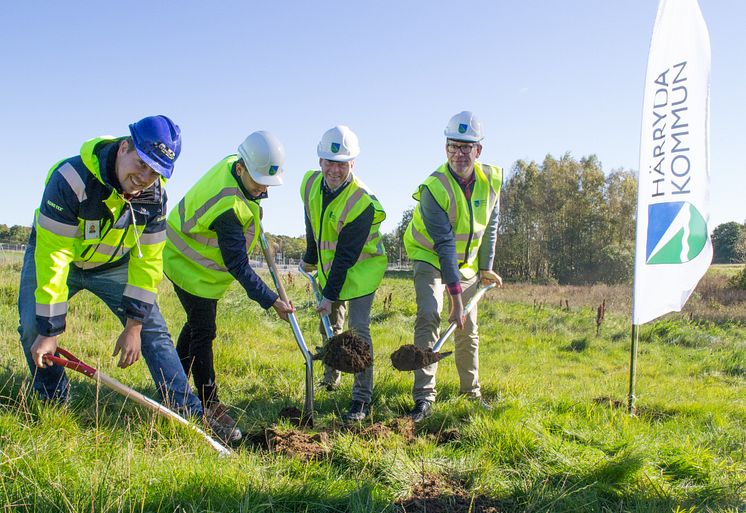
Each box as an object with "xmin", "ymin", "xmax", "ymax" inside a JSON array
[{"xmin": 390, "ymin": 345, "xmax": 453, "ymax": 371}]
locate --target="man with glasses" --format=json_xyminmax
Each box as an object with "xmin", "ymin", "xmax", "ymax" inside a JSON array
[
  {"xmin": 403, "ymin": 111, "xmax": 503, "ymax": 422},
  {"xmin": 300, "ymin": 125, "xmax": 387, "ymax": 422},
  {"xmin": 19, "ymin": 116, "xmax": 205, "ymax": 423}
]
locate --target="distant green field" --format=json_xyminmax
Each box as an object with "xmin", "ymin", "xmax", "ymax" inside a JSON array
[{"xmin": 0, "ymin": 260, "xmax": 744, "ymax": 512}]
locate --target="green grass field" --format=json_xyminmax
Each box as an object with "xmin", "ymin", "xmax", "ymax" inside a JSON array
[{"xmin": 1, "ymin": 256, "xmax": 744, "ymax": 512}]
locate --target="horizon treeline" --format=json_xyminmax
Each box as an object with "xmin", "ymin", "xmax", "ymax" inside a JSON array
[{"xmin": 4, "ymin": 153, "xmax": 744, "ymax": 285}]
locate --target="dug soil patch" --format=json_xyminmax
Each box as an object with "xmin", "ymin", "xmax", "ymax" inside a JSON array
[
  {"xmin": 348, "ymin": 417, "xmax": 416, "ymax": 442},
  {"xmin": 391, "ymin": 345, "xmax": 452, "ymax": 371},
  {"xmin": 246, "ymin": 427, "xmax": 328, "ymax": 460},
  {"xmin": 319, "ymin": 331, "xmax": 372, "ymax": 373},
  {"xmin": 397, "ymin": 474, "xmax": 503, "ymax": 513}
]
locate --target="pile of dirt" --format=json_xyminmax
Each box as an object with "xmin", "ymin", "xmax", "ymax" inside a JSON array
[
  {"xmin": 351, "ymin": 417, "xmax": 415, "ymax": 442},
  {"xmin": 391, "ymin": 345, "xmax": 452, "ymax": 371},
  {"xmin": 397, "ymin": 474, "xmax": 503, "ymax": 513},
  {"xmin": 317, "ymin": 330, "xmax": 372, "ymax": 373},
  {"xmin": 247, "ymin": 427, "xmax": 328, "ymax": 461}
]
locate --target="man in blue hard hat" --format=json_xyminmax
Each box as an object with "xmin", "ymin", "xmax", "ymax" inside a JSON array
[{"xmin": 18, "ymin": 115, "xmax": 204, "ymax": 421}]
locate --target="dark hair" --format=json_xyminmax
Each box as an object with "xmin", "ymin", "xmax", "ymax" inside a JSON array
[{"xmin": 122, "ymin": 136, "xmax": 137, "ymax": 153}]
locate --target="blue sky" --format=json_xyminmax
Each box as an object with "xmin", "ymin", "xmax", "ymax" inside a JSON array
[{"xmin": 1, "ymin": 1, "xmax": 743, "ymax": 236}]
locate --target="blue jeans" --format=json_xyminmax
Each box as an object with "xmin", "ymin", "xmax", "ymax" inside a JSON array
[{"xmin": 17, "ymin": 244, "xmax": 203, "ymax": 416}]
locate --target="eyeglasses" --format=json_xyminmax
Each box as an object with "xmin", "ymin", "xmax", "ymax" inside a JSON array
[{"xmin": 446, "ymin": 143, "xmax": 477, "ymax": 154}]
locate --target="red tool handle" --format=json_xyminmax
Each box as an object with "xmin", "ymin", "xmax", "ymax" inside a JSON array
[{"xmin": 42, "ymin": 347, "xmax": 97, "ymax": 378}]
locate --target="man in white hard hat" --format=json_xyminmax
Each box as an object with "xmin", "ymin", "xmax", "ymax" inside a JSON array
[
  {"xmin": 163, "ymin": 131, "xmax": 294, "ymax": 441},
  {"xmin": 403, "ymin": 111, "xmax": 503, "ymax": 422},
  {"xmin": 300, "ymin": 125, "xmax": 387, "ymax": 422}
]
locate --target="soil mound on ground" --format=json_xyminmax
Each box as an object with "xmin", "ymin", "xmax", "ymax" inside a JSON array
[
  {"xmin": 320, "ymin": 330, "xmax": 372, "ymax": 373},
  {"xmin": 397, "ymin": 474, "xmax": 503, "ymax": 513},
  {"xmin": 391, "ymin": 345, "xmax": 452, "ymax": 371},
  {"xmin": 246, "ymin": 428, "xmax": 328, "ymax": 460}
]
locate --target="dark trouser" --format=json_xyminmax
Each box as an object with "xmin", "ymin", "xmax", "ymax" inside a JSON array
[{"xmin": 173, "ymin": 283, "xmax": 220, "ymax": 407}]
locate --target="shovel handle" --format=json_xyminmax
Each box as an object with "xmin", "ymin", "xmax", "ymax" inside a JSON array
[
  {"xmin": 298, "ymin": 265, "xmax": 334, "ymax": 340},
  {"xmin": 44, "ymin": 347, "xmax": 232, "ymax": 456},
  {"xmin": 258, "ymin": 223, "xmax": 314, "ymax": 421},
  {"xmin": 432, "ymin": 282, "xmax": 496, "ymax": 353}
]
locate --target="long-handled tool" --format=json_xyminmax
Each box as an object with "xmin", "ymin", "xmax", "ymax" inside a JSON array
[
  {"xmin": 258, "ymin": 223, "xmax": 314, "ymax": 426},
  {"xmin": 298, "ymin": 265, "xmax": 335, "ymax": 340},
  {"xmin": 297, "ymin": 265, "xmax": 372, "ymax": 374},
  {"xmin": 391, "ymin": 282, "xmax": 497, "ymax": 371},
  {"xmin": 43, "ymin": 347, "xmax": 232, "ymax": 456}
]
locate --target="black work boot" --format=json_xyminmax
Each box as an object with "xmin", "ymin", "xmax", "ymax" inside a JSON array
[
  {"xmin": 345, "ymin": 400, "xmax": 369, "ymax": 422},
  {"xmin": 410, "ymin": 400, "xmax": 433, "ymax": 423}
]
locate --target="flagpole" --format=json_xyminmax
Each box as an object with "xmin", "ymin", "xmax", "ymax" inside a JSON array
[{"xmin": 627, "ymin": 324, "xmax": 639, "ymax": 415}]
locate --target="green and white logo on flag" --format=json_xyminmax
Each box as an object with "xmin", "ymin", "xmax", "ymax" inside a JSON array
[{"xmin": 646, "ymin": 202, "xmax": 708, "ymax": 264}]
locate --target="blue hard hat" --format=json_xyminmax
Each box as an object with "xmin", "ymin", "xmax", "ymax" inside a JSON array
[{"xmin": 128, "ymin": 115, "xmax": 181, "ymax": 178}]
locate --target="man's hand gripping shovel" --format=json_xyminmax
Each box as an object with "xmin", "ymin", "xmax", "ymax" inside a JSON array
[
  {"xmin": 298, "ymin": 265, "xmax": 372, "ymax": 374},
  {"xmin": 391, "ymin": 283, "xmax": 496, "ymax": 371},
  {"xmin": 43, "ymin": 347, "xmax": 232, "ymax": 456}
]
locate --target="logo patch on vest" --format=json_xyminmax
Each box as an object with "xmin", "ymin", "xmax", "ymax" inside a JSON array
[
  {"xmin": 331, "ymin": 142, "xmax": 340, "ymax": 153},
  {"xmin": 85, "ymin": 220, "xmax": 100, "ymax": 240},
  {"xmin": 458, "ymin": 123, "xmax": 468, "ymax": 134},
  {"xmin": 473, "ymin": 199, "xmax": 481, "ymax": 207}
]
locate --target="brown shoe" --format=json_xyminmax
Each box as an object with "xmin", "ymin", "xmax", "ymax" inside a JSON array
[{"xmin": 205, "ymin": 403, "xmax": 242, "ymax": 442}]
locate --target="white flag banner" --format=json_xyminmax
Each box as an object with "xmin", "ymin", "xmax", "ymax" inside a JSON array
[{"xmin": 633, "ymin": 0, "xmax": 712, "ymax": 325}]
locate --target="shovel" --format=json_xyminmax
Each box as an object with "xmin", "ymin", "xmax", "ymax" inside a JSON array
[
  {"xmin": 43, "ymin": 347, "xmax": 232, "ymax": 456},
  {"xmin": 391, "ymin": 282, "xmax": 496, "ymax": 371},
  {"xmin": 297, "ymin": 265, "xmax": 373, "ymax": 374},
  {"xmin": 258, "ymin": 223, "xmax": 314, "ymax": 426}
]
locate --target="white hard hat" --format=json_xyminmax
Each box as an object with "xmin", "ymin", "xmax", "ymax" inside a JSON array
[
  {"xmin": 237, "ymin": 130, "xmax": 285, "ymax": 186},
  {"xmin": 444, "ymin": 111, "xmax": 484, "ymax": 142},
  {"xmin": 317, "ymin": 125, "xmax": 360, "ymax": 162}
]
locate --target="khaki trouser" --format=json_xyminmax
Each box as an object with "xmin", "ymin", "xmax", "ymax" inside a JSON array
[
  {"xmin": 413, "ymin": 261, "xmax": 480, "ymax": 403},
  {"xmin": 319, "ymin": 293, "xmax": 375, "ymax": 403}
]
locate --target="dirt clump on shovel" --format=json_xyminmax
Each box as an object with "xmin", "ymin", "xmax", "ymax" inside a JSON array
[
  {"xmin": 391, "ymin": 345, "xmax": 452, "ymax": 371},
  {"xmin": 314, "ymin": 330, "xmax": 372, "ymax": 373}
]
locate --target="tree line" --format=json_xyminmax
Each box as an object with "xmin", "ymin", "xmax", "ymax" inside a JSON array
[
  {"xmin": 4, "ymin": 152, "xmax": 744, "ymax": 285},
  {"xmin": 0, "ymin": 225, "xmax": 31, "ymax": 244}
]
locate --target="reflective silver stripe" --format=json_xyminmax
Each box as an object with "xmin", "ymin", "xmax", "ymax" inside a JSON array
[
  {"xmin": 321, "ymin": 232, "xmax": 377, "ymax": 255},
  {"xmin": 303, "ymin": 172, "xmax": 321, "ymax": 219},
  {"xmin": 320, "ymin": 240, "xmax": 337, "ymax": 251},
  {"xmin": 431, "ymin": 172, "xmax": 457, "ymax": 225},
  {"xmin": 181, "ymin": 188, "xmax": 243, "ymax": 232},
  {"xmin": 357, "ymin": 239, "xmax": 385, "ymax": 262},
  {"xmin": 166, "ymin": 225, "xmax": 227, "ymax": 271},
  {"xmin": 92, "ymin": 243, "xmax": 128, "ymax": 258},
  {"xmin": 36, "ymin": 212, "xmax": 80, "ymax": 238},
  {"xmin": 73, "ymin": 260, "xmax": 106, "ymax": 269},
  {"xmin": 181, "ymin": 230, "xmax": 219, "ymax": 248},
  {"xmin": 338, "ymin": 188, "xmax": 365, "ymax": 228},
  {"xmin": 456, "ymin": 230, "xmax": 483, "ymax": 242},
  {"xmin": 244, "ymin": 224, "xmax": 256, "ymax": 249},
  {"xmin": 123, "ymin": 285, "xmax": 156, "ymax": 304},
  {"xmin": 58, "ymin": 163, "xmax": 87, "ymax": 203},
  {"xmin": 411, "ymin": 225, "xmax": 434, "ymax": 250},
  {"xmin": 139, "ymin": 231, "xmax": 166, "ymax": 245},
  {"xmin": 36, "ymin": 302, "xmax": 68, "ymax": 317},
  {"xmin": 322, "ymin": 259, "xmax": 333, "ymax": 274}
]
